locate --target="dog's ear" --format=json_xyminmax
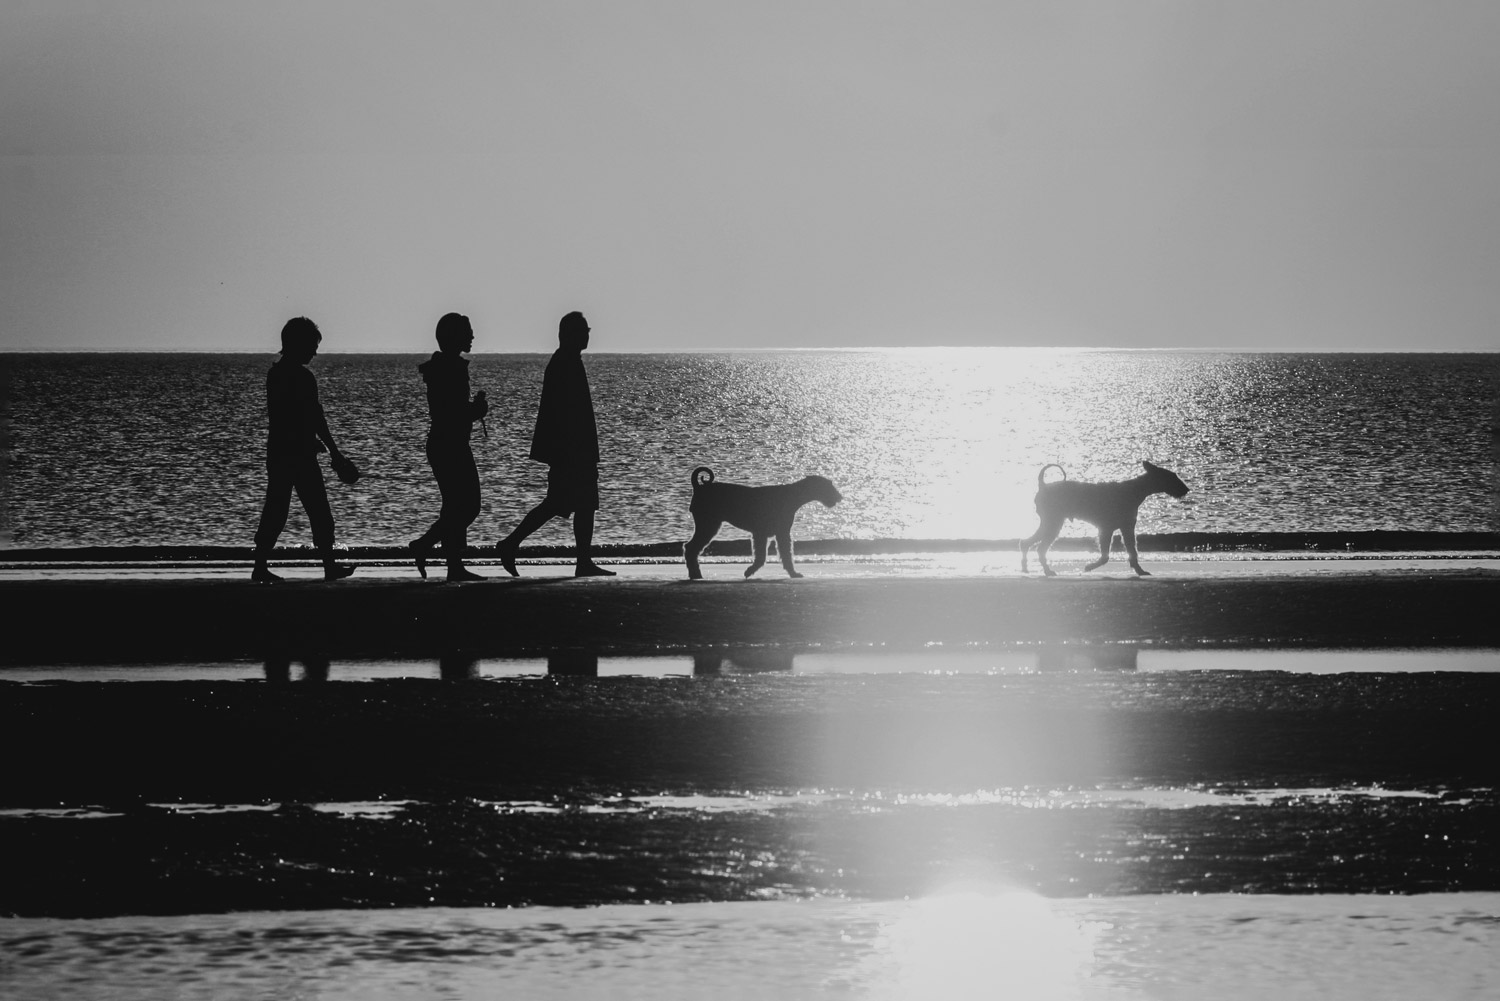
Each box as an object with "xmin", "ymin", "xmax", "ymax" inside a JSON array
[{"xmin": 1142, "ymin": 459, "xmax": 1159, "ymax": 473}]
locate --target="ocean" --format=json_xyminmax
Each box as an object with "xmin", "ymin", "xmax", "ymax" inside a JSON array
[
  {"xmin": 3, "ymin": 349, "xmax": 1498, "ymax": 998},
  {"xmin": 4, "ymin": 350, "xmax": 1496, "ymax": 549}
]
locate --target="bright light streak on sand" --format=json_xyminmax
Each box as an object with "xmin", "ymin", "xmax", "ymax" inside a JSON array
[{"xmin": 850, "ymin": 887, "xmax": 1108, "ymax": 1000}]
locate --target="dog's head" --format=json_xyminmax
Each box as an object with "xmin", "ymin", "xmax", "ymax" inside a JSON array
[
  {"xmin": 805, "ymin": 475, "xmax": 843, "ymax": 507},
  {"xmin": 1142, "ymin": 460, "xmax": 1189, "ymax": 499}
]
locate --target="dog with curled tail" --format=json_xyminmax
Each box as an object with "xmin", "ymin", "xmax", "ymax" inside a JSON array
[
  {"xmin": 684, "ymin": 466, "xmax": 843, "ymax": 580},
  {"xmin": 1020, "ymin": 460, "xmax": 1189, "ymax": 577}
]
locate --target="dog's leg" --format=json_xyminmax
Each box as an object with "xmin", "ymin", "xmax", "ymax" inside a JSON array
[
  {"xmin": 1031, "ymin": 517, "xmax": 1064, "ymax": 577},
  {"xmin": 1083, "ymin": 528, "xmax": 1114, "ymax": 572},
  {"xmin": 684, "ymin": 518, "xmax": 721, "ymax": 581},
  {"xmin": 775, "ymin": 529, "xmax": 802, "ymax": 578},
  {"xmin": 1121, "ymin": 523, "xmax": 1150, "ymax": 576},
  {"xmin": 745, "ymin": 533, "xmax": 768, "ymax": 578},
  {"xmin": 1019, "ymin": 526, "xmax": 1045, "ymax": 573}
]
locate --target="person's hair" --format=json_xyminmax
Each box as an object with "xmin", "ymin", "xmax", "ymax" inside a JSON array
[
  {"xmin": 280, "ymin": 316, "xmax": 322, "ymax": 356},
  {"xmin": 436, "ymin": 312, "xmax": 472, "ymax": 351},
  {"xmin": 558, "ymin": 311, "xmax": 588, "ymax": 349}
]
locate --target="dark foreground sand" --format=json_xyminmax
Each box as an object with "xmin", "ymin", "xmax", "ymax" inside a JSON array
[
  {"xmin": 2, "ymin": 670, "xmax": 1496, "ymax": 914},
  {"xmin": 3, "ymin": 569, "xmax": 1497, "ymax": 917},
  {"xmin": 3, "ymin": 569, "xmax": 1499, "ymax": 665}
]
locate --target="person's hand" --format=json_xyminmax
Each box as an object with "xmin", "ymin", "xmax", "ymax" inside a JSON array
[
  {"xmin": 474, "ymin": 390, "xmax": 489, "ymax": 418},
  {"xmin": 330, "ymin": 452, "xmax": 361, "ymax": 484}
]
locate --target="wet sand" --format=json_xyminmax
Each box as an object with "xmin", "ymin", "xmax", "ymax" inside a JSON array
[
  {"xmin": 2, "ymin": 669, "xmax": 1496, "ymax": 915},
  {"xmin": 3, "ymin": 565, "xmax": 1497, "ymax": 920},
  {"xmin": 2, "ymin": 567, "xmax": 1498, "ymax": 665}
]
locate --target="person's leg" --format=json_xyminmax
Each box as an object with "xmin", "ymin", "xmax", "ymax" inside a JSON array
[
  {"xmin": 496, "ymin": 464, "xmax": 566, "ymax": 576},
  {"xmin": 442, "ymin": 448, "xmax": 484, "ymax": 581},
  {"xmin": 410, "ymin": 447, "xmax": 444, "ymax": 577},
  {"xmin": 571, "ymin": 466, "xmax": 613, "ymax": 576},
  {"xmin": 252, "ymin": 459, "xmax": 295, "ymax": 582},
  {"xmin": 573, "ymin": 509, "xmax": 615, "ymax": 576},
  {"xmin": 496, "ymin": 502, "xmax": 554, "ymax": 576},
  {"xmin": 294, "ymin": 456, "xmax": 353, "ymax": 580}
]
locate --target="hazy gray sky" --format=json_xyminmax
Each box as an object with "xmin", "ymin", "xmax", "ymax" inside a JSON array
[{"xmin": 3, "ymin": 1, "xmax": 1497, "ymax": 351}]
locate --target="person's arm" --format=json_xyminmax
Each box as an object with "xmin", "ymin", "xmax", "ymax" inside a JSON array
[{"xmin": 307, "ymin": 373, "xmax": 345, "ymax": 460}]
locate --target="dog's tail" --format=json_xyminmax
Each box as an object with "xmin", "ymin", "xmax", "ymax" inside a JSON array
[
  {"xmin": 691, "ymin": 466, "xmax": 716, "ymax": 488},
  {"xmin": 1038, "ymin": 463, "xmax": 1067, "ymax": 488}
]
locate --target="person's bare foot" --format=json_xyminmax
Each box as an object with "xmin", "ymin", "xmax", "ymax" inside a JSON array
[
  {"xmin": 574, "ymin": 562, "xmax": 616, "ymax": 577},
  {"xmin": 445, "ymin": 566, "xmax": 486, "ymax": 582},
  {"xmin": 251, "ymin": 566, "xmax": 283, "ymax": 584},
  {"xmin": 409, "ymin": 538, "xmax": 432, "ymax": 579},
  {"xmin": 495, "ymin": 541, "xmax": 520, "ymax": 577},
  {"xmin": 323, "ymin": 564, "xmax": 356, "ymax": 581}
]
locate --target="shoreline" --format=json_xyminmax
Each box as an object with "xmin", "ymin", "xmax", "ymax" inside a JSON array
[
  {"xmin": 3, "ymin": 569, "xmax": 1497, "ymax": 665},
  {"xmin": 3, "ymin": 531, "xmax": 1499, "ymax": 564}
]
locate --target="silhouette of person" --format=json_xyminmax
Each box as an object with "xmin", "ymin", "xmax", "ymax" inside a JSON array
[
  {"xmin": 410, "ymin": 312, "xmax": 489, "ymax": 581},
  {"xmin": 251, "ymin": 317, "xmax": 356, "ymax": 583},
  {"xmin": 495, "ymin": 311, "xmax": 615, "ymax": 577}
]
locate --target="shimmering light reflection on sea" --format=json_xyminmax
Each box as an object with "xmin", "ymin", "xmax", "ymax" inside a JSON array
[{"xmin": 7, "ymin": 351, "xmax": 1496, "ymax": 547}]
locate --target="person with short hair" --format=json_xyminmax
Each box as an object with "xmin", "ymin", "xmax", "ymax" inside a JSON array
[
  {"xmin": 251, "ymin": 317, "xmax": 356, "ymax": 583},
  {"xmin": 495, "ymin": 311, "xmax": 615, "ymax": 577},
  {"xmin": 410, "ymin": 311, "xmax": 489, "ymax": 581}
]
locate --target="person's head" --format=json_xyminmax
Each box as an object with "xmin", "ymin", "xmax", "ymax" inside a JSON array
[
  {"xmin": 280, "ymin": 317, "xmax": 322, "ymax": 362},
  {"xmin": 558, "ymin": 311, "xmax": 590, "ymax": 352},
  {"xmin": 436, "ymin": 312, "xmax": 474, "ymax": 354}
]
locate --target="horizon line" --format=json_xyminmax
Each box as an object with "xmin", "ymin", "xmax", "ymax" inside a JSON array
[{"xmin": 3, "ymin": 346, "xmax": 1496, "ymax": 356}]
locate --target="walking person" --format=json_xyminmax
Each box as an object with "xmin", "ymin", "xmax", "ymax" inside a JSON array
[
  {"xmin": 251, "ymin": 316, "xmax": 357, "ymax": 583},
  {"xmin": 410, "ymin": 312, "xmax": 489, "ymax": 581},
  {"xmin": 495, "ymin": 311, "xmax": 615, "ymax": 577}
]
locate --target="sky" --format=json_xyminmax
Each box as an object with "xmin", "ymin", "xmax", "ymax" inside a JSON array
[{"xmin": 3, "ymin": 0, "xmax": 1498, "ymax": 352}]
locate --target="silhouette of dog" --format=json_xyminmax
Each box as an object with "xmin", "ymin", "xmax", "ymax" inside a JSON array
[
  {"xmin": 684, "ymin": 466, "xmax": 842, "ymax": 579},
  {"xmin": 1020, "ymin": 461, "xmax": 1189, "ymax": 577}
]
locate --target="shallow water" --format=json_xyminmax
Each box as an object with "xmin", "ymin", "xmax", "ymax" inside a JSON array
[
  {"xmin": 3, "ymin": 894, "xmax": 1497, "ymax": 1000},
  {"xmin": 3, "ymin": 646, "xmax": 1495, "ymax": 682}
]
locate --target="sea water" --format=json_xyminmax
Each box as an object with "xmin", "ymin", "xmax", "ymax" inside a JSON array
[{"xmin": 4, "ymin": 350, "xmax": 1496, "ymax": 548}]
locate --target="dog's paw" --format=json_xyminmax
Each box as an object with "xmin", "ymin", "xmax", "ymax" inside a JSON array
[
  {"xmin": 786, "ymin": 570, "xmax": 804, "ymax": 579},
  {"xmin": 1043, "ymin": 568, "xmax": 1057, "ymax": 578}
]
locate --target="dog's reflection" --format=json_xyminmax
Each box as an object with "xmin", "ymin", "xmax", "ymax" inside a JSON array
[
  {"xmin": 263, "ymin": 654, "xmax": 330, "ymax": 682},
  {"xmin": 1035, "ymin": 645, "xmax": 1139, "ymax": 672},
  {"xmin": 693, "ymin": 648, "xmax": 796, "ymax": 675}
]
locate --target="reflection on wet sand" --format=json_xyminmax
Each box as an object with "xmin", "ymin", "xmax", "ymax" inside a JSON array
[
  {"xmin": 693, "ymin": 648, "xmax": 798, "ymax": 675},
  {"xmin": 548, "ymin": 652, "xmax": 599, "ymax": 676},
  {"xmin": 41, "ymin": 645, "xmax": 1500, "ymax": 685},
  {"xmin": 263, "ymin": 654, "xmax": 330, "ymax": 683}
]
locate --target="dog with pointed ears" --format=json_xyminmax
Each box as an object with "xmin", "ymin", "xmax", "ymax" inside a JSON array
[{"xmin": 1020, "ymin": 460, "xmax": 1189, "ymax": 577}]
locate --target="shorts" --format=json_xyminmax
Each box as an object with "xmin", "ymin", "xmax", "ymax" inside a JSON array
[{"xmin": 544, "ymin": 463, "xmax": 599, "ymax": 515}]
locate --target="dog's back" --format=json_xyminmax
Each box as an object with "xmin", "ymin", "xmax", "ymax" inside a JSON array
[
  {"xmin": 1022, "ymin": 460, "xmax": 1189, "ymax": 576},
  {"xmin": 1034, "ymin": 462, "xmax": 1187, "ymax": 530},
  {"xmin": 684, "ymin": 466, "xmax": 842, "ymax": 579},
  {"xmin": 1035, "ymin": 477, "xmax": 1136, "ymax": 530},
  {"xmin": 690, "ymin": 466, "xmax": 839, "ymax": 533}
]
